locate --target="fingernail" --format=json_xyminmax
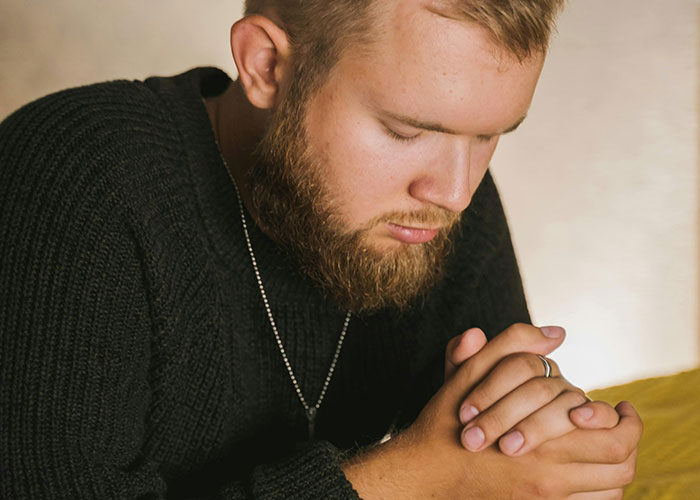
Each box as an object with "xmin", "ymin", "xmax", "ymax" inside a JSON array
[
  {"xmin": 573, "ymin": 406, "xmax": 594, "ymax": 421},
  {"xmin": 540, "ymin": 326, "xmax": 565, "ymax": 339},
  {"xmin": 500, "ymin": 430, "xmax": 525, "ymax": 455},
  {"xmin": 463, "ymin": 426, "xmax": 485, "ymax": 451},
  {"xmin": 460, "ymin": 405, "xmax": 479, "ymax": 424}
]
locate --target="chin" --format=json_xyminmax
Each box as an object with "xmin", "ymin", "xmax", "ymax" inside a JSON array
[{"xmin": 364, "ymin": 236, "xmax": 412, "ymax": 256}]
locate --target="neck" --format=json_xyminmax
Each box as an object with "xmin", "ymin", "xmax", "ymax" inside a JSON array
[{"xmin": 204, "ymin": 80, "xmax": 268, "ymax": 224}]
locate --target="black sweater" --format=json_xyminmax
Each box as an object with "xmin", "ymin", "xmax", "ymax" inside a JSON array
[{"xmin": 0, "ymin": 67, "xmax": 530, "ymax": 499}]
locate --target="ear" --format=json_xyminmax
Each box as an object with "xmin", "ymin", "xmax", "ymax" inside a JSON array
[{"xmin": 231, "ymin": 15, "xmax": 292, "ymax": 110}]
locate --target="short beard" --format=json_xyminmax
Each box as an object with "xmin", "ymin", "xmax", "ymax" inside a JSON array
[{"xmin": 248, "ymin": 78, "xmax": 461, "ymax": 314}]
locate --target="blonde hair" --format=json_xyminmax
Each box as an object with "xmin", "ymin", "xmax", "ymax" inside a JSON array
[
  {"xmin": 441, "ymin": 0, "xmax": 565, "ymax": 61},
  {"xmin": 244, "ymin": 0, "xmax": 564, "ymax": 99}
]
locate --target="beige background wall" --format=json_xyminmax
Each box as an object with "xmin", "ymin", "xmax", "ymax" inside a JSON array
[
  {"xmin": 1, "ymin": 0, "xmax": 697, "ymax": 390},
  {"xmin": 492, "ymin": 0, "xmax": 699, "ymax": 389}
]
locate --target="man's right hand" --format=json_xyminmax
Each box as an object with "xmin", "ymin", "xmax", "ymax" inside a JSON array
[{"xmin": 342, "ymin": 324, "xmax": 642, "ymax": 499}]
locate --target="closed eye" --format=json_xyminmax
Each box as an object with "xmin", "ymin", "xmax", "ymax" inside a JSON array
[{"xmin": 384, "ymin": 126, "xmax": 421, "ymax": 143}]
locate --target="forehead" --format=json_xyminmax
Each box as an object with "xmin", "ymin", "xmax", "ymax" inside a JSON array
[{"xmin": 336, "ymin": 0, "xmax": 544, "ymax": 133}]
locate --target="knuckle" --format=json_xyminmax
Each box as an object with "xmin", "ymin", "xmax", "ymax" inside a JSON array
[
  {"xmin": 507, "ymin": 322, "xmax": 530, "ymax": 332},
  {"xmin": 623, "ymin": 449, "xmax": 639, "ymax": 485},
  {"xmin": 528, "ymin": 376, "xmax": 561, "ymax": 400},
  {"xmin": 620, "ymin": 459, "xmax": 637, "ymax": 485},
  {"xmin": 590, "ymin": 398, "xmax": 610, "ymax": 408},
  {"xmin": 568, "ymin": 390, "xmax": 589, "ymax": 406},
  {"xmin": 606, "ymin": 439, "xmax": 630, "ymax": 464},
  {"xmin": 564, "ymin": 384, "xmax": 587, "ymax": 402},
  {"xmin": 526, "ymin": 477, "xmax": 557, "ymax": 499},
  {"xmin": 505, "ymin": 352, "xmax": 541, "ymax": 376},
  {"xmin": 596, "ymin": 401, "xmax": 619, "ymax": 419},
  {"xmin": 454, "ymin": 358, "xmax": 478, "ymax": 386},
  {"xmin": 466, "ymin": 381, "xmax": 494, "ymax": 409},
  {"xmin": 559, "ymin": 388, "xmax": 587, "ymax": 408},
  {"xmin": 476, "ymin": 411, "xmax": 509, "ymax": 439},
  {"xmin": 505, "ymin": 322, "xmax": 533, "ymax": 343}
]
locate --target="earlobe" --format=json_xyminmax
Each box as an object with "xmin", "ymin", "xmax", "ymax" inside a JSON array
[{"xmin": 231, "ymin": 15, "xmax": 291, "ymax": 110}]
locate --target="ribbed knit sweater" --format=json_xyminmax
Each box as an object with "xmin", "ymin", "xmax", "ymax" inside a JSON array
[{"xmin": 0, "ymin": 67, "xmax": 530, "ymax": 499}]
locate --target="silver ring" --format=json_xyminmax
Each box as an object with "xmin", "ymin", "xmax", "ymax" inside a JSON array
[{"xmin": 536, "ymin": 355, "xmax": 552, "ymax": 378}]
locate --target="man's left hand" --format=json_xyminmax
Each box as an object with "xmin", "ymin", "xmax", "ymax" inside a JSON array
[{"xmin": 444, "ymin": 327, "xmax": 623, "ymax": 456}]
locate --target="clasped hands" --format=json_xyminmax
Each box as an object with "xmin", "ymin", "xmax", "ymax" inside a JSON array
[{"xmin": 401, "ymin": 323, "xmax": 643, "ymax": 499}]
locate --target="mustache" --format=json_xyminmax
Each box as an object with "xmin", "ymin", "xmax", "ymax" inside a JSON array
[{"xmin": 362, "ymin": 207, "xmax": 462, "ymax": 231}]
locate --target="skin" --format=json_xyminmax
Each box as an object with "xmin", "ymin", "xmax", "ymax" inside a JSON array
[
  {"xmin": 206, "ymin": 0, "xmax": 643, "ymax": 497},
  {"xmin": 344, "ymin": 325, "xmax": 640, "ymax": 499},
  {"xmin": 444, "ymin": 327, "xmax": 623, "ymax": 456},
  {"xmin": 209, "ymin": 2, "xmax": 540, "ymax": 252},
  {"xmin": 300, "ymin": 7, "xmax": 537, "ymax": 253}
]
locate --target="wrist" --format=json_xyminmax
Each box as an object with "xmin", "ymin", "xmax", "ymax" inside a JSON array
[{"xmin": 341, "ymin": 431, "xmax": 427, "ymax": 500}]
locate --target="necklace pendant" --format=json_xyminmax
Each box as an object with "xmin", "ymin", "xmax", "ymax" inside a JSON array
[{"xmin": 306, "ymin": 407, "xmax": 317, "ymax": 441}]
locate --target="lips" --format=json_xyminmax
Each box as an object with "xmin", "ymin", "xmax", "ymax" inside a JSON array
[{"xmin": 386, "ymin": 222, "xmax": 439, "ymax": 244}]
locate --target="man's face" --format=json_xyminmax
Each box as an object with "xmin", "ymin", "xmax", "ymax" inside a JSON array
[{"xmin": 250, "ymin": 1, "xmax": 544, "ymax": 313}]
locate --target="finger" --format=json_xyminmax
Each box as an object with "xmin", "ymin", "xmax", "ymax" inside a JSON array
[
  {"xmin": 446, "ymin": 323, "xmax": 566, "ymax": 404},
  {"xmin": 567, "ymin": 489, "xmax": 624, "ymax": 500},
  {"xmin": 497, "ymin": 390, "xmax": 589, "ymax": 456},
  {"xmin": 460, "ymin": 376, "xmax": 575, "ymax": 452},
  {"xmin": 458, "ymin": 352, "xmax": 570, "ymax": 424},
  {"xmin": 569, "ymin": 400, "xmax": 620, "ymax": 430},
  {"xmin": 565, "ymin": 447, "xmax": 638, "ymax": 492},
  {"xmin": 450, "ymin": 328, "xmax": 487, "ymax": 366},
  {"xmin": 444, "ymin": 327, "xmax": 487, "ymax": 381},
  {"xmin": 542, "ymin": 401, "xmax": 643, "ymax": 464}
]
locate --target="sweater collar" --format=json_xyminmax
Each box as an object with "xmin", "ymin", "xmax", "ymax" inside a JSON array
[{"xmin": 151, "ymin": 66, "xmax": 349, "ymax": 314}]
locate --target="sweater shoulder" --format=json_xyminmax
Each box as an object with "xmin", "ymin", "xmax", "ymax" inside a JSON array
[
  {"xmin": 1, "ymin": 77, "xmax": 172, "ymax": 133},
  {"xmin": 0, "ymin": 77, "xmax": 181, "ymax": 179},
  {"xmin": 0, "ymin": 78, "xmax": 191, "ymax": 236}
]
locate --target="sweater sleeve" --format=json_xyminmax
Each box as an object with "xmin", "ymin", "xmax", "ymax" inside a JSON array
[{"xmin": 0, "ymin": 94, "xmax": 360, "ymax": 499}]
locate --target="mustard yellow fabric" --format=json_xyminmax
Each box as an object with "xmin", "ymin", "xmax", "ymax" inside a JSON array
[{"xmin": 588, "ymin": 367, "xmax": 700, "ymax": 499}]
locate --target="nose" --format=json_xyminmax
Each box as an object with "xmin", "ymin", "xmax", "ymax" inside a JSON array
[{"xmin": 408, "ymin": 139, "xmax": 475, "ymax": 213}]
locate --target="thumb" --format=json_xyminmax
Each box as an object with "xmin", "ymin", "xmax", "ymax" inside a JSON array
[
  {"xmin": 569, "ymin": 400, "xmax": 620, "ymax": 430},
  {"xmin": 444, "ymin": 327, "xmax": 487, "ymax": 381}
]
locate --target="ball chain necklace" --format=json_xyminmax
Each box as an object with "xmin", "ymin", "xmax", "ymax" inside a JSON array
[{"xmin": 217, "ymin": 145, "xmax": 352, "ymax": 441}]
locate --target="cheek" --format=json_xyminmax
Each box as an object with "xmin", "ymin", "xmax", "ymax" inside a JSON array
[{"xmin": 307, "ymin": 110, "xmax": 419, "ymax": 223}]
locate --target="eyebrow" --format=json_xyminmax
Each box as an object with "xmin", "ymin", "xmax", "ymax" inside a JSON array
[
  {"xmin": 425, "ymin": 2, "xmax": 462, "ymax": 22},
  {"xmin": 381, "ymin": 110, "xmax": 528, "ymax": 138}
]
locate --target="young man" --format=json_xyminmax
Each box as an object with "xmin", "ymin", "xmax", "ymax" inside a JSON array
[{"xmin": 0, "ymin": 0, "xmax": 642, "ymax": 498}]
